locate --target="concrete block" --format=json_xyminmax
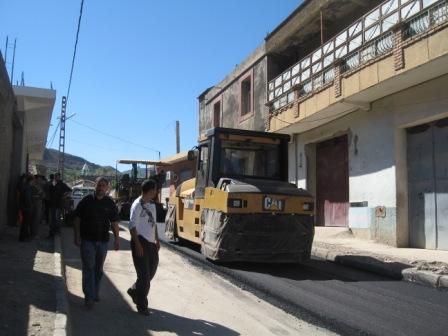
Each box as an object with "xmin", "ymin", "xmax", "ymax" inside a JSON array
[
  {"xmin": 402, "ymin": 268, "xmax": 440, "ymax": 288},
  {"xmin": 428, "ymin": 26, "xmax": 448, "ymax": 60},
  {"xmin": 438, "ymin": 275, "xmax": 448, "ymax": 289},
  {"xmin": 404, "ymin": 38, "xmax": 429, "ymax": 70}
]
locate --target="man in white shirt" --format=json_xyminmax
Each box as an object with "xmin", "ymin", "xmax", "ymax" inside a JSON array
[{"xmin": 127, "ymin": 179, "xmax": 160, "ymax": 316}]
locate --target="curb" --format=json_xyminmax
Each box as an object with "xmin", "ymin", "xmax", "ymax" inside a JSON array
[
  {"xmin": 402, "ymin": 268, "xmax": 448, "ymax": 289},
  {"xmin": 311, "ymin": 245, "xmax": 448, "ymax": 289},
  {"xmin": 53, "ymin": 235, "xmax": 71, "ymax": 336}
]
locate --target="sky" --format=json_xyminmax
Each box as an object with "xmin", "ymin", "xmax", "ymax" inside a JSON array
[{"xmin": 1, "ymin": 0, "xmax": 301, "ymax": 171}]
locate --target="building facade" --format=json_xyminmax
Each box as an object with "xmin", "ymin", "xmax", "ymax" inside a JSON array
[
  {"xmin": 198, "ymin": 0, "xmax": 448, "ymax": 250},
  {"xmin": 0, "ymin": 53, "xmax": 21, "ymax": 230},
  {"xmin": 0, "ymin": 53, "xmax": 55, "ymax": 230}
]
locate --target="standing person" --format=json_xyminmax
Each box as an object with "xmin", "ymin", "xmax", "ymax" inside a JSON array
[
  {"xmin": 19, "ymin": 175, "xmax": 34, "ymax": 242},
  {"xmin": 43, "ymin": 174, "xmax": 54, "ymax": 225},
  {"xmin": 50, "ymin": 173, "xmax": 71, "ymax": 236},
  {"xmin": 31, "ymin": 175, "xmax": 45, "ymax": 239},
  {"xmin": 15, "ymin": 174, "xmax": 27, "ymax": 227},
  {"xmin": 73, "ymin": 177, "xmax": 120, "ymax": 309},
  {"xmin": 127, "ymin": 179, "xmax": 160, "ymax": 316}
]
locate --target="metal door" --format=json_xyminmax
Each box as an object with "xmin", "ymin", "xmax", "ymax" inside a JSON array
[
  {"xmin": 316, "ymin": 135, "xmax": 349, "ymax": 227},
  {"xmin": 434, "ymin": 118, "xmax": 448, "ymax": 250},
  {"xmin": 407, "ymin": 124, "xmax": 436, "ymax": 249},
  {"xmin": 407, "ymin": 117, "xmax": 448, "ymax": 250}
]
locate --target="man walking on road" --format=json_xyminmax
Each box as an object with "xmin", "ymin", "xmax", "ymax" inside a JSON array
[
  {"xmin": 127, "ymin": 179, "xmax": 160, "ymax": 316},
  {"xmin": 74, "ymin": 177, "xmax": 120, "ymax": 309},
  {"xmin": 50, "ymin": 173, "xmax": 71, "ymax": 237}
]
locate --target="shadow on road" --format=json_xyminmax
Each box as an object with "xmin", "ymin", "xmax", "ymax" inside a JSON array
[
  {"xmin": 0, "ymin": 225, "xmax": 57, "ymax": 336},
  {"xmin": 148, "ymin": 308, "xmax": 239, "ymax": 336},
  {"xmin": 62, "ymin": 226, "xmax": 238, "ymax": 336}
]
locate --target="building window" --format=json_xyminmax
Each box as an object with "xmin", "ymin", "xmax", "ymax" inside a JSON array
[
  {"xmin": 213, "ymin": 100, "xmax": 221, "ymax": 127},
  {"xmin": 239, "ymin": 69, "xmax": 253, "ymax": 120}
]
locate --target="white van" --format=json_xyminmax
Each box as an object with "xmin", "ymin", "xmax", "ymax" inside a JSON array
[{"xmin": 71, "ymin": 187, "xmax": 95, "ymax": 210}]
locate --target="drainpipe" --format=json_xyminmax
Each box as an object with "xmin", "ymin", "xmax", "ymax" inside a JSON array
[{"xmin": 294, "ymin": 133, "xmax": 299, "ymax": 186}]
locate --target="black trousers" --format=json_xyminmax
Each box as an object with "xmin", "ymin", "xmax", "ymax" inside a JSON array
[
  {"xmin": 131, "ymin": 235, "xmax": 159, "ymax": 310},
  {"xmin": 19, "ymin": 209, "xmax": 33, "ymax": 241}
]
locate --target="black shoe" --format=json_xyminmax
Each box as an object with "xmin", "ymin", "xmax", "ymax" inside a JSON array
[
  {"xmin": 137, "ymin": 308, "xmax": 150, "ymax": 316},
  {"xmin": 127, "ymin": 288, "xmax": 137, "ymax": 304}
]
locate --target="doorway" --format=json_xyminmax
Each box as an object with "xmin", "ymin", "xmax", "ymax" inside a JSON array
[
  {"xmin": 407, "ymin": 117, "xmax": 448, "ymax": 250},
  {"xmin": 316, "ymin": 135, "xmax": 349, "ymax": 227}
]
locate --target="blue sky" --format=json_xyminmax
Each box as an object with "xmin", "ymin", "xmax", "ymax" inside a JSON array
[{"xmin": 1, "ymin": 0, "xmax": 300, "ymax": 170}]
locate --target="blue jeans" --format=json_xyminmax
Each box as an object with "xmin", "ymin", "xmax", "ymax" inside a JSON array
[{"xmin": 80, "ymin": 240, "xmax": 108, "ymax": 301}]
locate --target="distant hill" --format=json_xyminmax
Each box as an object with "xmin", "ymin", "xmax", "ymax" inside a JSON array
[{"xmin": 43, "ymin": 148, "xmax": 118, "ymax": 183}]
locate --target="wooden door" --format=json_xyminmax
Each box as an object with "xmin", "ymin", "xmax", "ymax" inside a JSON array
[{"xmin": 316, "ymin": 135, "xmax": 349, "ymax": 227}]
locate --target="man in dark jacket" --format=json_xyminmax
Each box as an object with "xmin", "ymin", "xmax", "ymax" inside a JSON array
[
  {"xmin": 74, "ymin": 177, "xmax": 120, "ymax": 309},
  {"xmin": 19, "ymin": 175, "xmax": 34, "ymax": 242},
  {"xmin": 49, "ymin": 173, "xmax": 71, "ymax": 236}
]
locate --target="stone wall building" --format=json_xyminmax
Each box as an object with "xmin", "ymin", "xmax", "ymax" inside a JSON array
[{"xmin": 197, "ymin": 0, "xmax": 448, "ymax": 250}]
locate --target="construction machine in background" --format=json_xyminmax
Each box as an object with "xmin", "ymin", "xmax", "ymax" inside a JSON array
[
  {"xmin": 115, "ymin": 159, "xmax": 170, "ymax": 220},
  {"xmin": 165, "ymin": 127, "xmax": 315, "ymax": 263},
  {"xmin": 158, "ymin": 151, "xmax": 197, "ymax": 209}
]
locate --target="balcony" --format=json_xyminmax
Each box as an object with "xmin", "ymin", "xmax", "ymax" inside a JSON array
[{"xmin": 266, "ymin": 0, "xmax": 448, "ymax": 131}]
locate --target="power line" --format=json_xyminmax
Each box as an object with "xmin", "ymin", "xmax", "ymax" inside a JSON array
[
  {"xmin": 69, "ymin": 119, "xmax": 161, "ymax": 157},
  {"xmin": 47, "ymin": 120, "xmax": 61, "ymax": 147},
  {"xmin": 66, "ymin": 0, "xmax": 84, "ymax": 103}
]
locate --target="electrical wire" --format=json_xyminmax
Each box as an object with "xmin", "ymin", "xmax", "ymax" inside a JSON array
[
  {"xmin": 66, "ymin": 0, "xmax": 84, "ymax": 103},
  {"xmin": 69, "ymin": 119, "xmax": 161, "ymax": 155},
  {"xmin": 46, "ymin": 120, "xmax": 61, "ymax": 147}
]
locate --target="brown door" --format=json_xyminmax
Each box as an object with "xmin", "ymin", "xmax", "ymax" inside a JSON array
[{"xmin": 316, "ymin": 135, "xmax": 349, "ymax": 227}]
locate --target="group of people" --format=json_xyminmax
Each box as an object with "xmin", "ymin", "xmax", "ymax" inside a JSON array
[
  {"xmin": 17, "ymin": 172, "xmax": 71, "ymax": 242},
  {"xmin": 73, "ymin": 177, "xmax": 159, "ymax": 316}
]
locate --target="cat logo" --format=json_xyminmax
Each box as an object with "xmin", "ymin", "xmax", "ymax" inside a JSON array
[{"xmin": 263, "ymin": 196, "xmax": 285, "ymax": 211}]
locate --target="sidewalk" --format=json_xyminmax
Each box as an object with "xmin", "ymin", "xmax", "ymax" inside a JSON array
[
  {"xmin": 0, "ymin": 223, "xmax": 64, "ymax": 336},
  {"xmin": 312, "ymin": 227, "xmax": 448, "ymax": 289}
]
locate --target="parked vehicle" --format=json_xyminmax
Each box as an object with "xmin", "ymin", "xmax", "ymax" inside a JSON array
[{"xmin": 71, "ymin": 186, "xmax": 95, "ymax": 210}]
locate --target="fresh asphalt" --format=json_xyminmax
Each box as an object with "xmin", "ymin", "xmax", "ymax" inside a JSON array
[{"xmin": 146, "ymin": 221, "xmax": 448, "ymax": 336}]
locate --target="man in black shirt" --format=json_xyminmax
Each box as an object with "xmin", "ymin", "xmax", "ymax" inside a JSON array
[
  {"xmin": 49, "ymin": 173, "xmax": 71, "ymax": 236},
  {"xmin": 74, "ymin": 177, "xmax": 120, "ymax": 309}
]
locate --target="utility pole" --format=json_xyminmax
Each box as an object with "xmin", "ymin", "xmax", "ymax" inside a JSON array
[
  {"xmin": 58, "ymin": 96, "xmax": 67, "ymax": 179},
  {"xmin": 176, "ymin": 120, "xmax": 180, "ymax": 154}
]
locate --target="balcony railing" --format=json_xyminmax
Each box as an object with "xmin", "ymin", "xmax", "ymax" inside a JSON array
[{"xmin": 267, "ymin": 0, "xmax": 447, "ymax": 112}]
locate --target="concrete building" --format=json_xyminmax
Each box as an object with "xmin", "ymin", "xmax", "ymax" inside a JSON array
[
  {"xmin": 0, "ymin": 53, "xmax": 56, "ymax": 230},
  {"xmin": 198, "ymin": 0, "xmax": 448, "ymax": 250}
]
